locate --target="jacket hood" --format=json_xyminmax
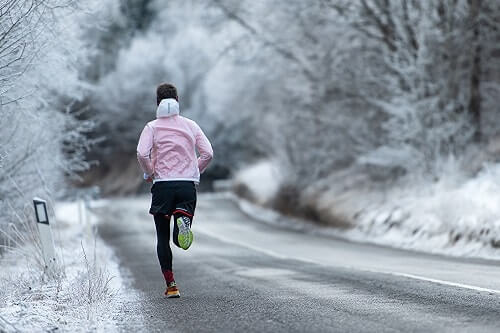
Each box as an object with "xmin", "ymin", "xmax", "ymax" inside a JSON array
[{"xmin": 156, "ymin": 98, "xmax": 180, "ymax": 118}]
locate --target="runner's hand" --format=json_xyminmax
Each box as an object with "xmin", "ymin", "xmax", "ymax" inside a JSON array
[{"xmin": 143, "ymin": 173, "xmax": 153, "ymax": 183}]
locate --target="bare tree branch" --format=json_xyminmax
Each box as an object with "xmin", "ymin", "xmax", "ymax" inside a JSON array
[{"xmin": 211, "ymin": 0, "xmax": 318, "ymax": 83}]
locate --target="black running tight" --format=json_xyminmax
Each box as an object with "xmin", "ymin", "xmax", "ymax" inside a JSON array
[
  {"xmin": 154, "ymin": 209, "xmax": 194, "ymax": 271},
  {"xmin": 151, "ymin": 181, "xmax": 197, "ymax": 273},
  {"xmin": 154, "ymin": 214, "xmax": 173, "ymax": 272}
]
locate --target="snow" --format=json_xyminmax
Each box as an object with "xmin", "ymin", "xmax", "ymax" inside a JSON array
[
  {"xmin": 0, "ymin": 201, "xmax": 144, "ymax": 332},
  {"xmin": 323, "ymin": 164, "xmax": 500, "ymax": 259},
  {"xmin": 232, "ymin": 162, "xmax": 500, "ymax": 260},
  {"xmin": 233, "ymin": 160, "xmax": 281, "ymax": 205}
]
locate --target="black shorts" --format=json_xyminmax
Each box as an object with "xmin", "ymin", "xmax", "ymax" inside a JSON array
[{"xmin": 149, "ymin": 181, "xmax": 197, "ymax": 217}]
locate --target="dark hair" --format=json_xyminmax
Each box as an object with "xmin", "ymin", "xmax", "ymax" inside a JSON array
[{"xmin": 156, "ymin": 83, "xmax": 178, "ymax": 105}]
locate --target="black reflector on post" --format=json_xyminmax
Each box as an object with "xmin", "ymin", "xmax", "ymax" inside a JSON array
[{"xmin": 34, "ymin": 198, "xmax": 49, "ymax": 225}]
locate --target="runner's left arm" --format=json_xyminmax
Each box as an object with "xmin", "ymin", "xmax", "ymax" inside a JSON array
[{"xmin": 193, "ymin": 123, "xmax": 213, "ymax": 174}]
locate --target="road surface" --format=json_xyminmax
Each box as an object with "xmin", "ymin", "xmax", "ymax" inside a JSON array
[{"xmin": 97, "ymin": 194, "xmax": 500, "ymax": 332}]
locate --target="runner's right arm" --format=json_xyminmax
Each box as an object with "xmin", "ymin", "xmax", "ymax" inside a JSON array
[{"xmin": 137, "ymin": 124, "xmax": 154, "ymax": 178}]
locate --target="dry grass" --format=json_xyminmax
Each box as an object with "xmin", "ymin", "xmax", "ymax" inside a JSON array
[
  {"xmin": 74, "ymin": 241, "xmax": 115, "ymax": 320},
  {"xmin": 0, "ymin": 201, "xmax": 119, "ymax": 331},
  {"xmin": 0, "ymin": 201, "xmax": 64, "ymax": 281}
]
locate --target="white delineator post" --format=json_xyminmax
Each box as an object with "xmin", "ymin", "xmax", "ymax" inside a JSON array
[
  {"xmin": 84, "ymin": 198, "xmax": 93, "ymax": 239},
  {"xmin": 78, "ymin": 199, "xmax": 83, "ymax": 224},
  {"xmin": 33, "ymin": 198, "xmax": 57, "ymax": 269}
]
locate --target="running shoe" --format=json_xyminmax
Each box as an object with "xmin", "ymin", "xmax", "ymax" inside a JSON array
[
  {"xmin": 165, "ymin": 281, "xmax": 180, "ymax": 298},
  {"xmin": 176, "ymin": 216, "xmax": 193, "ymax": 250}
]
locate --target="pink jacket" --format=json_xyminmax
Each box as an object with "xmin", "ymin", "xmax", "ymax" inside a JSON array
[{"xmin": 136, "ymin": 99, "xmax": 213, "ymax": 183}]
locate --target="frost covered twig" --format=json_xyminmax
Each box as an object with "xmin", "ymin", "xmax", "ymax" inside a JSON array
[{"xmin": 0, "ymin": 313, "xmax": 20, "ymax": 332}]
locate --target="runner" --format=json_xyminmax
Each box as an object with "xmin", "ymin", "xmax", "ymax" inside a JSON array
[{"xmin": 136, "ymin": 83, "xmax": 213, "ymax": 298}]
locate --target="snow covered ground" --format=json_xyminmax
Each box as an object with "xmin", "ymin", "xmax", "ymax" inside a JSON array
[
  {"xmin": 233, "ymin": 161, "xmax": 282, "ymax": 205},
  {"xmin": 233, "ymin": 161, "xmax": 500, "ymax": 260},
  {"xmin": 0, "ymin": 201, "xmax": 144, "ymax": 332}
]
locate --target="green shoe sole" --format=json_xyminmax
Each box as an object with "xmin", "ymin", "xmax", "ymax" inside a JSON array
[{"xmin": 177, "ymin": 217, "xmax": 193, "ymax": 250}]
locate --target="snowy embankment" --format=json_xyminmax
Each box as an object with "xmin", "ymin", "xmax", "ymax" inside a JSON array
[
  {"xmin": 0, "ymin": 202, "xmax": 143, "ymax": 332},
  {"xmin": 232, "ymin": 161, "xmax": 500, "ymax": 259}
]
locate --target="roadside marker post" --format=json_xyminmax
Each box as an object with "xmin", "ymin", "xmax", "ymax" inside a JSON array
[
  {"xmin": 83, "ymin": 198, "xmax": 93, "ymax": 240},
  {"xmin": 78, "ymin": 197, "xmax": 93, "ymax": 241},
  {"xmin": 78, "ymin": 199, "xmax": 83, "ymax": 225},
  {"xmin": 33, "ymin": 198, "xmax": 57, "ymax": 270}
]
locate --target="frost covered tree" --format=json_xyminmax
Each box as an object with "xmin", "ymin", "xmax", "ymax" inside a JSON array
[
  {"xmin": 205, "ymin": 0, "xmax": 500, "ymax": 215},
  {"xmin": 333, "ymin": 0, "xmax": 500, "ymax": 179},
  {"xmin": 79, "ymin": 0, "xmax": 264, "ymax": 192},
  {"xmin": 75, "ymin": 0, "xmax": 500, "ymax": 200},
  {"xmin": 0, "ymin": 0, "xmax": 100, "ymax": 236},
  {"xmin": 211, "ymin": 0, "xmax": 380, "ymax": 186}
]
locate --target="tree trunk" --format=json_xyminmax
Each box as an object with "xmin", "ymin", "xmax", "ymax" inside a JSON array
[{"xmin": 468, "ymin": 0, "xmax": 482, "ymax": 142}]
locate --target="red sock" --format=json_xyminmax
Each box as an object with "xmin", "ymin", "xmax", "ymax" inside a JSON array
[{"xmin": 163, "ymin": 270, "xmax": 174, "ymax": 284}]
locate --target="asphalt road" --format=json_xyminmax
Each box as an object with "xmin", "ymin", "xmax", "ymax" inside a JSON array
[{"xmin": 97, "ymin": 194, "xmax": 500, "ymax": 333}]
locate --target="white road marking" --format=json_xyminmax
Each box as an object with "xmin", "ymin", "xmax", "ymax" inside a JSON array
[
  {"xmin": 196, "ymin": 227, "xmax": 500, "ymax": 296},
  {"xmin": 382, "ymin": 272, "xmax": 500, "ymax": 295}
]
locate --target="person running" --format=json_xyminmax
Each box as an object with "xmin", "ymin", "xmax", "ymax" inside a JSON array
[{"xmin": 136, "ymin": 83, "xmax": 213, "ymax": 298}]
